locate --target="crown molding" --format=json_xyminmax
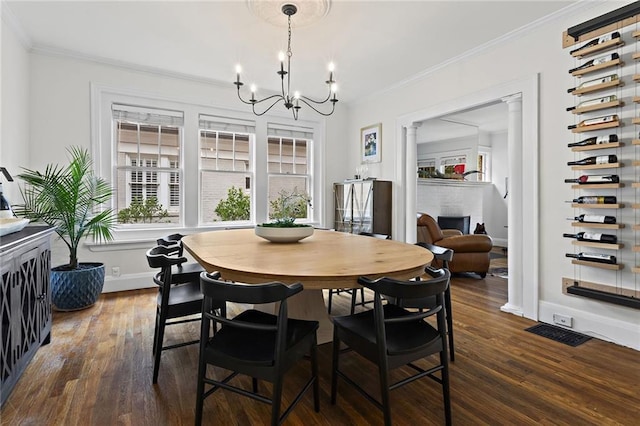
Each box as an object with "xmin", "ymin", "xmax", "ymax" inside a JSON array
[
  {"xmin": 30, "ymin": 44, "xmax": 231, "ymax": 90},
  {"xmin": 1, "ymin": 1, "xmax": 32, "ymax": 49},
  {"xmin": 354, "ymin": 0, "xmax": 602, "ymax": 106}
]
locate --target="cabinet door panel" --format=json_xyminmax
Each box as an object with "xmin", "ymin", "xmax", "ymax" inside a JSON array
[{"xmin": 0, "ymin": 257, "xmax": 15, "ymax": 386}]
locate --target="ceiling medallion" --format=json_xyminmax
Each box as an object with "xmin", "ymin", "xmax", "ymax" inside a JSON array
[{"xmin": 247, "ymin": 0, "xmax": 331, "ymax": 27}]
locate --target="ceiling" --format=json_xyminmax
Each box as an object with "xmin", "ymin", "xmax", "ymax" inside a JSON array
[
  {"xmin": 5, "ymin": 0, "xmax": 577, "ymax": 105},
  {"xmin": 420, "ymin": 101, "xmax": 508, "ymax": 143}
]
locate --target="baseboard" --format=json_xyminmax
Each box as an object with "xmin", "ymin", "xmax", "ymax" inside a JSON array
[
  {"xmin": 492, "ymin": 237, "xmax": 507, "ymax": 247},
  {"xmin": 103, "ymin": 272, "xmax": 155, "ymax": 293},
  {"xmin": 538, "ymin": 301, "xmax": 639, "ymax": 350}
]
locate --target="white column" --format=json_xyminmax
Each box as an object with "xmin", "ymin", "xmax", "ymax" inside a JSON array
[
  {"xmin": 405, "ymin": 123, "xmax": 421, "ymax": 243},
  {"xmin": 500, "ymin": 94, "xmax": 524, "ymax": 316}
]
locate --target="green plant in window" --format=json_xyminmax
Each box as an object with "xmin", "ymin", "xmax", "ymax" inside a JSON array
[
  {"xmin": 265, "ymin": 187, "xmax": 311, "ymax": 227},
  {"xmin": 214, "ymin": 186, "xmax": 250, "ymax": 221},
  {"xmin": 118, "ymin": 197, "xmax": 169, "ymax": 223}
]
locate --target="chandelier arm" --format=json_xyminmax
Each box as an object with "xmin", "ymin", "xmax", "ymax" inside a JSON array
[
  {"xmin": 251, "ymin": 94, "xmax": 285, "ymax": 105},
  {"xmin": 297, "ymin": 98, "xmax": 337, "ymax": 116},
  {"xmin": 300, "ymin": 91, "xmax": 333, "ymax": 105},
  {"xmin": 251, "ymin": 98, "xmax": 284, "ymax": 116},
  {"xmin": 236, "ymin": 87, "xmax": 257, "ymax": 105}
]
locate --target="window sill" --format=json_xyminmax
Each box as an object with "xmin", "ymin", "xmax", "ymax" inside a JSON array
[{"xmin": 83, "ymin": 221, "xmax": 320, "ymax": 251}]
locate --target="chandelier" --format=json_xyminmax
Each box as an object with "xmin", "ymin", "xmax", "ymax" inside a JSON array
[{"xmin": 234, "ymin": 3, "xmax": 338, "ymax": 120}]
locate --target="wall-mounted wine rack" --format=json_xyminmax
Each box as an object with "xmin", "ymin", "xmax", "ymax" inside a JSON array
[{"xmin": 563, "ymin": 8, "xmax": 640, "ymax": 309}]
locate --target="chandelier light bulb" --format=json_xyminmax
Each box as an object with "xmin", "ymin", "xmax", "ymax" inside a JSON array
[
  {"xmin": 250, "ymin": 84, "xmax": 256, "ymax": 93},
  {"xmin": 328, "ymin": 62, "xmax": 335, "ymax": 72},
  {"xmin": 278, "ymin": 51, "xmax": 286, "ymax": 62},
  {"xmin": 294, "ymin": 91, "xmax": 300, "ymax": 99},
  {"xmin": 235, "ymin": 64, "xmax": 242, "ymax": 74},
  {"xmin": 331, "ymin": 83, "xmax": 338, "ymax": 93}
]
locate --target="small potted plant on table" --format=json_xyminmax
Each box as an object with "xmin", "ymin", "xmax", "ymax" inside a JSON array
[{"xmin": 255, "ymin": 188, "xmax": 313, "ymax": 243}]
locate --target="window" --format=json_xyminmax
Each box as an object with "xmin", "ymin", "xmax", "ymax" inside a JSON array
[
  {"xmin": 113, "ymin": 105, "xmax": 184, "ymax": 225},
  {"xmin": 199, "ymin": 115, "xmax": 255, "ymax": 224},
  {"xmin": 477, "ymin": 148, "xmax": 492, "ymax": 182},
  {"xmin": 440, "ymin": 154, "xmax": 466, "ymax": 175},
  {"xmin": 267, "ymin": 124, "xmax": 313, "ymax": 222},
  {"xmin": 93, "ymin": 85, "xmax": 322, "ymax": 238},
  {"xmin": 417, "ymin": 158, "xmax": 436, "ymax": 178}
]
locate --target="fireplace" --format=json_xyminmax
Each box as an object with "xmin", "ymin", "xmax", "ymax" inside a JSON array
[{"xmin": 437, "ymin": 215, "xmax": 471, "ymax": 234}]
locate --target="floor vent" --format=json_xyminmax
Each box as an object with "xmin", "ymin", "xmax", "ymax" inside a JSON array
[{"xmin": 524, "ymin": 323, "xmax": 592, "ymax": 347}]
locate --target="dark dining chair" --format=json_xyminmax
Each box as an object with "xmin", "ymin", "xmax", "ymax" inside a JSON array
[
  {"xmin": 196, "ymin": 273, "xmax": 320, "ymax": 426},
  {"xmin": 413, "ymin": 242, "xmax": 456, "ymax": 361},
  {"xmin": 156, "ymin": 233, "xmax": 205, "ymax": 282},
  {"xmin": 327, "ymin": 232, "xmax": 391, "ymax": 315},
  {"xmin": 331, "ymin": 267, "xmax": 452, "ymax": 426},
  {"xmin": 145, "ymin": 245, "xmax": 225, "ymax": 384}
]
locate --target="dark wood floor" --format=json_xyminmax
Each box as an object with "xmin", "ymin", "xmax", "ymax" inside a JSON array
[{"xmin": 2, "ymin": 273, "xmax": 638, "ymax": 425}]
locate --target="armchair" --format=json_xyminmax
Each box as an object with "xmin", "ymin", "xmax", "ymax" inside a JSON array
[{"xmin": 417, "ymin": 213, "xmax": 493, "ymax": 278}]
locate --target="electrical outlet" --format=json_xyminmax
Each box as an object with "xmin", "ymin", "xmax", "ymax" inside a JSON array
[
  {"xmin": 112, "ymin": 266, "xmax": 121, "ymax": 277},
  {"xmin": 553, "ymin": 313, "xmax": 573, "ymax": 328}
]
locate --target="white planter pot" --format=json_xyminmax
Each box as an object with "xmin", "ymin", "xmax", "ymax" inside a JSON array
[{"xmin": 255, "ymin": 225, "xmax": 314, "ymax": 243}]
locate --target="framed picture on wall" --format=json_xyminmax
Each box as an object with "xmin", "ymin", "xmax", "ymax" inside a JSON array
[{"xmin": 361, "ymin": 123, "xmax": 381, "ymax": 163}]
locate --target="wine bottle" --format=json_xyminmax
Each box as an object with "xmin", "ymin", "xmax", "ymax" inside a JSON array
[
  {"xmin": 569, "ymin": 32, "xmax": 621, "ymax": 55},
  {"xmin": 568, "ymin": 115, "xmax": 618, "ymax": 130},
  {"xmin": 566, "ymin": 95, "xmax": 617, "ymax": 112},
  {"xmin": 567, "ymin": 134, "xmax": 618, "ymax": 147},
  {"xmin": 568, "ymin": 74, "xmax": 618, "ymax": 93},
  {"xmin": 569, "ymin": 196, "xmax": 617, "ymax": 204},
  {"xmin": 565, "ymin": 252, "xmax": 617, "ymax": 264},
  {"xmin": 567, "ymin": 154, "xmax": 617, "ymax": 166},
  {"xmin": 568, "ymin": 53, "xmax": 619, "ymax": 74},
  {"xmin": 570, "ymin": 214, "xmax": 616, "ymax": 224},
  {"xmin": 563, "ymin": 232, "xmax": 617, "ymax": 243},
  {"xmin": 564, "ymin": 175, "xmax": 619, "ymax": 184}
]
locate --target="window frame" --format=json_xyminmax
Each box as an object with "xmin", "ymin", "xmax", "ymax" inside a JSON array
[{"xmin": 91, "ymin": 84, "xmax": 324, "ymax": 243}]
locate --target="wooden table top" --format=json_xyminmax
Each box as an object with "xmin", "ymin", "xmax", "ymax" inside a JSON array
[{"xmin": 182, "ymin": 228, "xmax": 432, "ymax": 290}]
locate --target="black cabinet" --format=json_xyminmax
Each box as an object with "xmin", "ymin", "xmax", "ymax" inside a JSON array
[
  {"xmin": 1, "ymin": 226, "xmax": 55, "ymax": 406},
  {"xmin": 334, "ymin": 180, "xmax": 392, "ymax": 237}
]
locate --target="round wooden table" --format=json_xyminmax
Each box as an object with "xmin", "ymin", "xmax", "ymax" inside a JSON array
[{"xmin": 182, "ymin": 228, "xmax": 432, "ymax": 343}]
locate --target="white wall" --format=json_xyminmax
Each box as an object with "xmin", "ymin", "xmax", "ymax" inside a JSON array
[
  {"xmin": 346, "ymin": 2, "xmax": 639, "ymax": 349},
  {"xmin": 487, "ymin": 131, "xmax": 508, "ymax": 245},
  {"xmin": 1, "ymin": 11, "xmax": 30, "ymax": 205}
]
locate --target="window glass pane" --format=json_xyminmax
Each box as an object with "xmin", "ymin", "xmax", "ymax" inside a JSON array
[
  {"xmin": 199, "ymin": 123, "xmax": 254, "ymax": 224},
  {"xmin": 201, "ymin": 171, "xmax": 252, "ymax": 223},
  {"xmin": 114, "ymin": 111, "xmax": 183, "ymax": 226},
  {"xmin": 115, "ymin": 169, "xmax": 177, "ymax": 225},
  {"xmin": 268, "ymin": 176, "xmax": 309, "ymax": 220}
]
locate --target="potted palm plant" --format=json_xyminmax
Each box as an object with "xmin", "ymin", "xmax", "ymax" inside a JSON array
[
  {"xmin": 14, "ymin": 146, "xmax": 116, "ymax": 310},
  {"xmin": 255, "ymin": 187, "xmax": 313, "ymax": 243}
]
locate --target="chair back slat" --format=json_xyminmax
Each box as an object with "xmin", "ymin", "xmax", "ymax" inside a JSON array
[
  {"xmin": 146, "ymin": 245, "xmax": 187, "ymax": 269},
  {"xmin": 358, "ymin": 269, "xmax": 449, "ymax": 301},
  {"xmin": 200, "ymin": 273, "xmax": 303, "ymax": 305}
]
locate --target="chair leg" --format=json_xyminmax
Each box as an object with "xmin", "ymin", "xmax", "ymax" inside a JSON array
[
  {"xmin": 440, "ymin": 350, "xmax": 452, "ymax": 426},
  {"xmin": 327, "ymin": 289, "xmax": 334, "ymax": 314},
  {"xmin": 152, "ymin": 308, "xmax": 160, "ymax": 356},
  {"xmin": 252, "ymin": 377, "xmax": 258, "ymax": 393},
  {"xmin": 271, "ymin": 375, "xmax": 283, "ymax": 426},
  {"xmin": 350, "ymin": 290, "xmax": 358, "ymax": 315},
  {"xmin": 378, "ymin": 358, "xmax": 392, "ymax": 426},
  {"xmin": 444, "ymin": 287, "xmax": 455, "ymax": 361},
  {"xmin": 330, "ymin": 327, "xmax": 340, "ymax": 405},
  {"xmin": 153, "ymin": 309, "xmax": 168, "ymax": 384},
  {"xmin": 311, "ymin": 336, "xmax": 320, "ymax": 412},
  {"xmin": 195, "ymin": 355, "xmax": 206, "ymax": 426}
]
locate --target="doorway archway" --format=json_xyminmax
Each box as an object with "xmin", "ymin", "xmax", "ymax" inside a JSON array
[{"xmin": 395, "ymin": 75, "xmax": 539, "ymax": 320}]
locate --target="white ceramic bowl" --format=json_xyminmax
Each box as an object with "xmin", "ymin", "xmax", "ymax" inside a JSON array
[{"xmin": 254, "ymin": 225, "xmax": 314, "ymax": 243}]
